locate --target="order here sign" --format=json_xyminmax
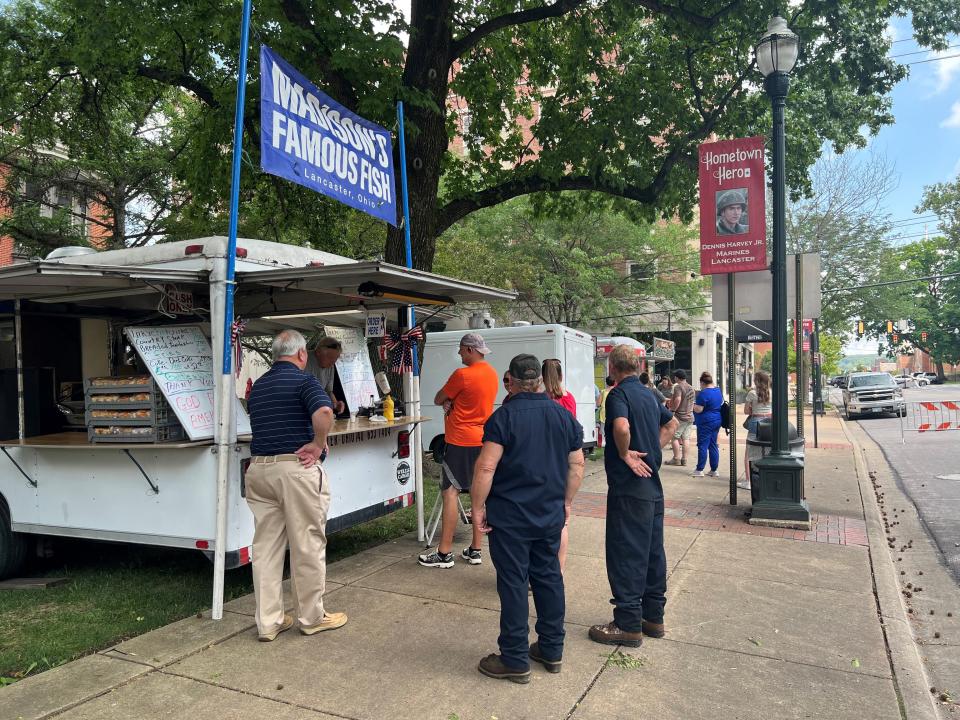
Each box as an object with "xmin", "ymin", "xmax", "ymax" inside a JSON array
[
  {"xmin": 698, "ymin": 136, "xmax": 767, "ymax": 275},
  {"xmin": 260, "ymin": 45, "xmax": 397, "ymax": 226}
]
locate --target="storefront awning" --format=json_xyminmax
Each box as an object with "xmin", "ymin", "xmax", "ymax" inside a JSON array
[
  {"xmin": 234, "ymin": 261, "xmax": 516, "ymax": 316},
  {"xmin": 0, "ymin": 261, "xmax": 207, "ymax": 303}
]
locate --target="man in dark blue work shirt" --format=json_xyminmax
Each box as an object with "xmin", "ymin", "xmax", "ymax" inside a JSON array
[
  {"xmin": 590, "ymin": 344, "xmax": 678, "ymax": 648},
  {"xmin": 245, "ymin": 329, "xmax": 347, "ymax": 642},
  {"xmin": 470, "ymin": 354, "xmax": 584, "ymax": 683}
]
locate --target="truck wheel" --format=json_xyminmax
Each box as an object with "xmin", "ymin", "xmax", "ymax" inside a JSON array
[
  {"xmin": 429, "ymin": 436, "xmax": 447, "ymax": 465},
  {"xmin": 845, "ymin": 406, "xmax": 858, "ymax": 421},
  {"xmin": 0, "ymin": 499, "xmax": 27, "ymax": 580}
]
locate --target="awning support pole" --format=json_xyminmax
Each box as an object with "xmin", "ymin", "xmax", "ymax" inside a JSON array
[
  {"xmin": 14, "ymin": 299, "xmax": 24, "ymax": 441},
  {"xmin": 213, "ymin": 0, "xmax": 252, "ymax": 621},
  {"xmin": 397, "ymin": 101, "xmax": 425, "ymax": 541}
]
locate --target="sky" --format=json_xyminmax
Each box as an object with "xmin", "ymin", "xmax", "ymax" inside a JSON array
[
  {"xmin": 849, "ymin": 18, "xmax": 960, "ymax": 237},
  {"xmin": 836, "ymin": 18, "xmax": 960, "ymax": 353}
]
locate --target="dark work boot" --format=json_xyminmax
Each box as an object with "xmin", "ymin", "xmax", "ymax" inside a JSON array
[
  {"xmin": 529, "ymin": 642, "xmax": 562, "ymax": 673},
  {"xmin": 477, "ymin": 653, "xmax": 531, "ymax": 684},
  {"xmin": 642, "ymin": 619, "xmax": 665, "ymax": 638},
  {"xmin": 588, "ymin": 621, "xmax": 643, "ymax": 648}
]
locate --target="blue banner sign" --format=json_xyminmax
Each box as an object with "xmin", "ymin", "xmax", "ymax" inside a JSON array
[{"xmin": 260, "ymin": 46, "xmax": 397, "ymax": 226}]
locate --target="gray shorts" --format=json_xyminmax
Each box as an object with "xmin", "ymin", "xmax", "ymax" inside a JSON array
[
  {"xmin": 673, "ymin": 419, "xmax": 694, "ymax": 440},
  {"xmin": 441, "ymin": 444, "xmax": 481, "ymax": 492}
]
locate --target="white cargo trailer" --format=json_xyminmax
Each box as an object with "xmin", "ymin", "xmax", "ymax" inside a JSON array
[
  {"xmin": 418, "ymin": 324, "xmax": 598, "ymax": 455},
  {"xmin": 0, "ymin": 237, "xmax": 513, "ymax": 607}
]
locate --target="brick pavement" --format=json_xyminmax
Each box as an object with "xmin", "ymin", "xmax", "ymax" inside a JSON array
[{"xmin": 571, "ymin": 491, "xmax": 868, "ymax": 546}]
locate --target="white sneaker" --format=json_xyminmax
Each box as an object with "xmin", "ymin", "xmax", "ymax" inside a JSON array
[
  {"xmin": 691, "ymin": 470, "xmax": 704, "ymax": 477},
  {"xmin": 736, "ymin": 480, "xmax": 751, "ymax": 490},
  {"xmin": 707, "ymin": 470, "xmax": 719, "ymax": 477}
]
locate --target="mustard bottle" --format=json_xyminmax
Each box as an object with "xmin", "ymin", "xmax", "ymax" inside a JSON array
[{"xmin": 383, "ymin": 394, "xmax": 395, "ymax": 421}]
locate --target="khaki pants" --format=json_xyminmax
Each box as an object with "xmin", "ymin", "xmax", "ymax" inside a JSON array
[{"xmin": 245, "ymin": 456, "xmax": 331, "ymax": 634}]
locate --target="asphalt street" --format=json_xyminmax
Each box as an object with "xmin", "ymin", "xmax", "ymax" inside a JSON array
[{"xmin": 829, "ymin": 383, "xmax": 960, "ymax": 583}]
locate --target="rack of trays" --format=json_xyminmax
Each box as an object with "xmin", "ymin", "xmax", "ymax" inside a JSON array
[{"xmin": 84, "ymin": 375, "xmax": 186, "ymax": 443}]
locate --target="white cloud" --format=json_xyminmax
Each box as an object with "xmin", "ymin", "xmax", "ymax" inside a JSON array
[
  {"xmin": 932, "ymin": 50, "xmax": 960, "ymax": 94},
  {"xmin": 942, "ymin": 100, "xmax": 960, "ymax": 128},
  {"xmin": 884, "ymin": 22, "xmax": 900, "ymax": 44}
]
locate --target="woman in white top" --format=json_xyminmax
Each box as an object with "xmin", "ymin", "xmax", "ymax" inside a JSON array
[{"xmin": 742, "ymin": 370, "xmax": 772, "ymax": 488}]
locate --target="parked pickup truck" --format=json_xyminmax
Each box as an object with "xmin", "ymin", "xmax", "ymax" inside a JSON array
[{"xmin": 843, "ymin": 372, "xmax": 905, "ymax": 420}]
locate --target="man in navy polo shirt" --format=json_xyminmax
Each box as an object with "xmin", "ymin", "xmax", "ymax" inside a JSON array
[
  {"xmin": 470, "ymin": 354, "xmax": 584, "ymax": 683},
  {"xmin": 245, "ymin": 329, "xmax": 347, "ymax": 642},
  {"xmin": 589, "ymin": 344, "xmax": 677, "ymax": 647}
]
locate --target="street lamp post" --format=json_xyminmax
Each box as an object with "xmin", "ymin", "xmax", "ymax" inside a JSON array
[{"xmin": 751, "ymin": 16, "xmax": 811, "ymax": 528}]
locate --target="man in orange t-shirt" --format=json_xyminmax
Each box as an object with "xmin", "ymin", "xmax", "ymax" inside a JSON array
[{"xmin": 418, "ymin": 332, "xmax": 499, "ymax": 568}]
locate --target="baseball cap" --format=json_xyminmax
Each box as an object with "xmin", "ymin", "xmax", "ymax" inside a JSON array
[
  {"xmin": 509, "ymin": 353, "xmax": 541, "ymax": 380},
  {"xmin": 460, "ymin": 332, "xmax": 491, "ymax": 355}
]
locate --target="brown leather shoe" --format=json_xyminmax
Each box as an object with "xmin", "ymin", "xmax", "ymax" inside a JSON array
[
  {"xmin": 477, "ymin": 653, "xmax": 531, "ymax": 684},
  {"xmin": 258, "ymin": 613, "xmax": 294, "ymax": 642},
  {"xmin": 642, "ymin": 619, "xmax": 665, "ymax": 638},
  {"xmin": 589, "ymin": 621, "xmax": 643, "ymax": 647}
]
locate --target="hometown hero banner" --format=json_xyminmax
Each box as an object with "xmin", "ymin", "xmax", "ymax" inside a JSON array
[
  {"xmin": 698, "ymin": 136, "xmax": 767, "ymax": 275},
  {"xmin": 260, "ymin": 46, "xmax": 397, "ymax": 226}
]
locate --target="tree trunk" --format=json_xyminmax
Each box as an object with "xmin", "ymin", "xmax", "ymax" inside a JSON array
[
  {"xmin": 384, "ymin": 1, "xmax": 454, "ymax": 271},
  {"xmin": 936, "ymin": 360, "xmax": 946, "ymax": 382}
]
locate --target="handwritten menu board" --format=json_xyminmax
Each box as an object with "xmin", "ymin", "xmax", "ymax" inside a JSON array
[
  {"xmin": 323, "ymin": 326, "xmax": 378, "ymax": 412},
  {"xmin": 125, "ymin": 325, "xmax": 251, "ymax": 440}
]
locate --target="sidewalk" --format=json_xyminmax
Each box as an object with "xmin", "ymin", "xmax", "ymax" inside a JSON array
[{"xmin": 3, "ymin": 411, "xmax": 939, "ymax": 720}]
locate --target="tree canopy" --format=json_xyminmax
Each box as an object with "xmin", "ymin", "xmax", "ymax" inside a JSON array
[
  {"xmin": 786, "ymin": 152, "xmax": 896, "ymax": 337},
  {"xmin": 1, "ymin": 0, "xmax": 958, "ymax": 267},
  {"xmin": 863, "ymin": 178, "xmax": 960, "ymax": 375},
  {"xmin": 434, "ymin": 192, "xmax": 703, "ymax": 332}
]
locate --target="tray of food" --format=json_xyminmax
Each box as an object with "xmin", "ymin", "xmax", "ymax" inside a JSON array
[
  {"xmin": 86, "ymin": 392, "xmax": 154, "ymax": 406},
  {"xmin": 87, "ymin": 423, "xmax": 186, "ymax": 443},
  {"xmin": 85, "ymin": 405, "xmax": 175, "ymax": 425},
  {"xmin": 84, "ymin": 375, "xmax": 153, "ymax": 392}
]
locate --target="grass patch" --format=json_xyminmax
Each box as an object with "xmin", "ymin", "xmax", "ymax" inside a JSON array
[
  {"xmin": 0, "ymin": 463, "xmax": 442, "ymax": 684},
  {"xmin": 603, "ymin": 650, "xmax": 646, "ymax": 670}
]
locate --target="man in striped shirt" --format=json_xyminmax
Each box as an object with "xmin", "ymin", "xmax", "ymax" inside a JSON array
[{"xmin": 245, "ymin": 329, "xmax": 347, "ymax": 641}]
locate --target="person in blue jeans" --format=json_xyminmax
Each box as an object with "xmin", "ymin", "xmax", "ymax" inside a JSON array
[{"xmin": 692, "ymin": 371, "xmax": 723, "ymax": 477}]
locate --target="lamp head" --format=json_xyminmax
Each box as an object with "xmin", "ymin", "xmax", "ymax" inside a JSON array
[{"xmin": 755, "ymin": 16, "xmax": 799, "ymax": 78}]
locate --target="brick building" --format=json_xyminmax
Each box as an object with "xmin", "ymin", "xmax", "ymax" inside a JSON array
[{"xmin": 0, "ymin": 147, "xmax": 112, "ymax": 266}]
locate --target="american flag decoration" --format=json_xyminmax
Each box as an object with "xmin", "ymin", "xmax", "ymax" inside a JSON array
[
  {"xmin": 231, "ymin": 318, "xmax": 247, "ymax": 377},
  {"xmin": 384, "ymin": 326, "xmax": 424, "ymax": 373}
]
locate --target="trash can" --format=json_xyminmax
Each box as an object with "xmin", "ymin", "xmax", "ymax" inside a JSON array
[{"xmin": 746, "ymin": 418, "xmax": 804, "ymax": 504}]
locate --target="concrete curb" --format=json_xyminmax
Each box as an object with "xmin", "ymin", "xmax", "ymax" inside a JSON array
[{"xmin": 837, "ymin": 411, "xmax": 940, "ymax": 720}]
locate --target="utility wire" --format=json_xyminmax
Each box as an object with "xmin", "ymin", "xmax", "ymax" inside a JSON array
[
  {"xmin": 905, "ymin": 52, "xmax": 960, "ymax": 66},
  {"xmin": 823, "ymin": 271, "xmax": 960, "ymax": 295},
  {"xmin": 889, "ymin": 215, "xmax": 938, "ymax": 225},
  {"xmin": 556, "ymin": 272, "xmax": 960, "ymax": 324},
  {"xmin": 889, "ymin": 44, "xmax": 960, "ymax": 59}
]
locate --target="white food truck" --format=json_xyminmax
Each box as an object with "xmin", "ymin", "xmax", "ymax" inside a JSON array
[
  {"xmin": 418, "ymin": 324, "xmax": 598, "ymax": 455},
  {"xmin": 0, "ymin": 237, "xmax": 513, "ymax": 605}
]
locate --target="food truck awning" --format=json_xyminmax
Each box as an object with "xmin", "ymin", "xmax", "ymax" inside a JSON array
[
  {"xmin": 0, "ymin": 261, "xmax": 207, "ymax": 303},
  {"xmin": 234, "ymin": 261, "xmax": 516, "ymax": 316}
]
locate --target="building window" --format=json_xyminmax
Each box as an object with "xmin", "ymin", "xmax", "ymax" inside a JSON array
[{"xmin": 19, "ymin": 181, "xmax": 86, "ymax": 229}]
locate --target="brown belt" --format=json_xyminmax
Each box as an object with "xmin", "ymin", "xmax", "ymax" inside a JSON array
[{"xmin": 251, "ymin": 454, "xmax": 301, "ymax": 464}]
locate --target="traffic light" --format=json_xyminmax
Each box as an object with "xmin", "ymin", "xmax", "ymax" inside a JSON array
[
  {"xmin": 921, "ymin": 331, "xmax": 928, "ymax": 342},
  {"xmin": 886, "ymin": 320, "xmax": 894, "ymax": 334},
  {"xmin": 857, "ymin": 320, "xmax": 865, "ymax": 337},
  {"xmin": 892, "ymin": 333, "xmax": 899, "ymax": 343}
]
